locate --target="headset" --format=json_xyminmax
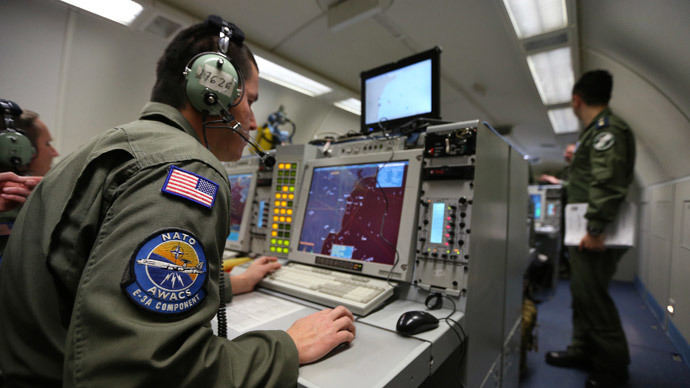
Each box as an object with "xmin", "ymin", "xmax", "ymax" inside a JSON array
[
  {"xmin": 184, "ymin": 15, "xmax": 275, "ymax": 167},
  {"xmin": 0, "ymin": 99, "xmax": 35, "ymax": 172}
]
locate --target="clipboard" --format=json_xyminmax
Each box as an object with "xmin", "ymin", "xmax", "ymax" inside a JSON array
[{"xmin": 564, "ymin": 202, "xmax": 636, "ymax": 247}]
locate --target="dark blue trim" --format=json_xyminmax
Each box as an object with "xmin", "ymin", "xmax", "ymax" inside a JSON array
[{"xmin": 635, "ymin": 275, "xmax": 690, "ymax": 369}]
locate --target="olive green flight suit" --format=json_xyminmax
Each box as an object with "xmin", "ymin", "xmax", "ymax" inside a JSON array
[
  {"xmin": 0, "ymin": 102, "xmax": 298, "ymax": 387},
  {"xmin": 566, "ymin": 107, "xmax": 635, "ymax": 372}
]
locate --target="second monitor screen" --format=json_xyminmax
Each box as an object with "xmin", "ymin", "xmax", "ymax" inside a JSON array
[
  {"xmin": 297, "ymin": 161, "xmax": 409, "ymax": 265},
  {"xmin": 227, "ymin": 173, "xmax": 253, "ymax": 242}
]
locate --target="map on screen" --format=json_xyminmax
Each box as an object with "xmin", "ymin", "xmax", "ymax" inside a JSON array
[
  {"xmin": 297, "ymin": 161, "xmax": 409, "ymax": 265},
  {"xmin": 227, "ymin": 173, "xmax": 252, "ymax": 242},
  {"xmin": 364, "ymin": 59, "xmax": 432, "ymax": 126}
]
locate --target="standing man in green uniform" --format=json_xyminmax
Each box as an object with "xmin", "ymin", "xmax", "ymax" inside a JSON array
[
  {"xmin": 0, "ymin": 16, "xmax": 355, "ymax": 387},
  {"xmin": 544, "ymin": 70, "xmax": 635, "ymax": 388}
]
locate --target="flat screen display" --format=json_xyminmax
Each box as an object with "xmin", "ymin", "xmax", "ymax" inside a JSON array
[
  {"xmin": 227, "ymin": 173, "xmax": 253, "ymax": 242},
  {"xmin": 297, "ymin": 161, "xmax": 409, "ymax": 265},
  {"xmin": 360, "ymin": 47, "xmax": 440, "ymax": 134},
  {"xmin": 530, "ymin": 193, "xmax": 543, "ymax": 220}
]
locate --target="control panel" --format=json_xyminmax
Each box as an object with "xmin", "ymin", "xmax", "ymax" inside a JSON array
[
  {"xmin": 413, "ymin": 121, "xmax": 479, "ymax": 296},
  {"xmin": 264, "ymin": 144, "xmax": 318, "ymax": 257},
  {"xmin": 322, "ymin": 136, "xmax": 406, "ymax": 157}
]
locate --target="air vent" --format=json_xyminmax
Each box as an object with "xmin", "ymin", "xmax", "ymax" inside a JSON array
[
  {"xmin": 523, "ymin": 32, "xmax": 568, "ymax": 52},
  {"xmin": 142, "ymin": 15, "xmax": 182, "ymax": 39}
]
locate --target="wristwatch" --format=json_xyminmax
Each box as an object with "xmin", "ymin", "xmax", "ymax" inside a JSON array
[{"xmin": 586, "ymin": 224, "xmax": 604, "ymax": 237}]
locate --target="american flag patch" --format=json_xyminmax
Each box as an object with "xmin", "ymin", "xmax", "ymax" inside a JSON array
[{"xmin": 161, "ymin": 166, "xmax": 219, "ymax": 208}]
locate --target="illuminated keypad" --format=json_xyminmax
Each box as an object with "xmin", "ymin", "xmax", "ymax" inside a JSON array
[{"xmin": 268, "ymin": 162, "xmax": 299, "ymax": 255}]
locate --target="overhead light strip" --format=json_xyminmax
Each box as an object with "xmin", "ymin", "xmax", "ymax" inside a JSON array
[
  {"xmin": 58, "ymin": 0, "xmax": 143, "ymax": 26},
  {"xmin": 526, "ymin": 47, "xmax": 574, "ymax": 105},
  {"xmin": 503, "ymin": 0, "xmax": 568, "ymax": 39},
  {"xmin": 254, "ymin": 56, "xmax": 332, "ymax": 97},
  {"xmin": 334, "ymin": 98, "xmax": 361, "ymax": 115},
  {"xmin": 547, "ymin": 107, "xmax": 579, "ymax": 134}
]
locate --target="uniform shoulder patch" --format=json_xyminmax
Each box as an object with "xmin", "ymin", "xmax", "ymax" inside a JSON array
[
  {"xmin": 595, "ymin": 116, "xmax": 609, "ymax": 129},
  {"xmin": 162, "ymin": 166, "xmax": 219, "ymax": 209},
  {"xmin": 593, "ymin": 131, "xmax": 616, "ymax": 151},
  {"xmin": 122, "ymin": 229, "xmax": 208, "ymax": 315}
]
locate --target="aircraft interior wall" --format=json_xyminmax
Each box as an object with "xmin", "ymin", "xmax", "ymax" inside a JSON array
[{"xmin": 1, "ymin": 0, "xmax": 689, "ymax": 361}]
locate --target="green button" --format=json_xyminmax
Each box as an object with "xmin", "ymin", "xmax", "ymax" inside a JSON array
[
  {"xmin": 270, "ymin": 246, "xmax": 276, "ymax": 252},
  {"xmin": 291, "ymin": 171, "xmax": 296, "ymax": 176},
  {"xmin": 270, "ymin": 238, "xmax": 276, "ymax": 244},
  {"xmin": 286, "ymin": 225, "xmax": 291, "ymax": 230},
  {"xmin": 290, "ymin": 178, "xmax": 295, "ymax": 184},
  {"xmin": 289, "ymin": 187, "xmax": 295, "ymax": 192},
  {"xmin": 285, "ymin": 232, "xmax": 290, "ymax": 238},
  {"xmin": 284, "ymin": 240, "xmax": 290, "ymax": 246}
]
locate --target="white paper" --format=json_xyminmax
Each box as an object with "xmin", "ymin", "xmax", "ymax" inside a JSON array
[
  {"xmin": 564, "ymin": 202, "xmax": 636, "ymax": 247},
  {"xmin": 217, "ymin": 292, "xmax": 303, "ymax": 332}
]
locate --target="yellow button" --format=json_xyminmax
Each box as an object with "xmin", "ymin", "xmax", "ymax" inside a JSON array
[
  {"xmin": 282, "ymin": 186, "xmax": 288, "ymax": 192},
  {"xmin": 282, "ymin": 194, "xmax": 288, "ymax": 199},
  {"xmin": 281, "ymin": 201, "xmax": 287, "ymax": 207},
  {"xmin": 286, "ymin": 217, "xmax": 292, "ymax": 223},
  {"xmin": 275, "ymin": 193, "xmax": 281, "ymax": 199},
  {"xmin": 274, "ymin": 208, "xmax": 279, "ymax": 214},
  {"xmin": 285, "ymin": 163, "xmax": 291, "ymax": 169},
  {"xmin": 272, "ymin": 223, "xmax": 278, "ymax": 229},
  {"xmin": 278, "ymin": 163, "xmax": 285, "ymax": 169},
  {"xmin": 271, "ymin": 231, "xmax": 277, "ymax": 237},
  {"xmin": 287, "ymin": 209, "xmax": 293, "ymax": 215},
  {"xmin": 279, "ymin": 216, "xmax": 285, "ymax": 222},
  {"xmin": 280, "ymin": 209, "xmax": 286, "ymax": 215},
  {"xmin": 273, "ymin": 216, "xmax": 278, "ymax": 221},
  {"xmin": 288, "ymin": 194, "xmax": 294, "ymax": 200},
  {"xmin": 274, "ymin": 200, "xmax": 280, "ymax": 206}
]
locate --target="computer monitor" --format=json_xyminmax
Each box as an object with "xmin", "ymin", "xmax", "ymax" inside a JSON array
[
  {"xmin": 530, "ymin": 193, "xmax": 543, "ymax": 221},
  {"xmin": 225, "ymin": 166, "xmax": 258, "ymax": 252},
  {"xmin": 360, "ymin": 47, "xmax": 441, "ymax": 134},
  {"xmin": 289, "ymin": 149, "xmax": 423, "ymax": 281}
]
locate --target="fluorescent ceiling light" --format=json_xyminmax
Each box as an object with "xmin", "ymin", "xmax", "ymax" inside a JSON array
[
  {"xmin": 526, "ymin": 47, "xmax": 574, "ymax": 104},
  {"xmin": 548, "ymin": 107, "xmax": 579, "ymax": 134},
  {"xmin": 503, "ymin": 0, "xmax": 568, "ymax": 39},
  {"xmin": 334, "ymin": 98, "xmax": 361, "ymax": 115},
  {"xmin": 59, "ymin": 0, "xmax": 143, "ymax": 26},
  {"xmin": 254, "ymin": 56, "xmax": 332, "ymax": 97}
]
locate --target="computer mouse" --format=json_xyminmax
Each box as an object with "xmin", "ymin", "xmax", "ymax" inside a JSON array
[{"xmin": 396, "ymin": 310, "xmax": 439, "ymax": 335}]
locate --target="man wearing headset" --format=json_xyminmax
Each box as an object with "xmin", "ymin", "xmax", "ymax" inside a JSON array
[
  {"xmin": 0, "ymin": 17, "xmax": 355, "ymax": 387},
  {"xmin": 0, "ymin": 107, "xmax": 58, "ymax": 259}
]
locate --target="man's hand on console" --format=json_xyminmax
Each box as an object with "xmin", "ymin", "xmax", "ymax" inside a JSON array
[
  {"xmin": 229, "ymin": 256, "xmax": 281, "ymax": 295},
  {"xmin": 286, "ymin": 306, "xmax": 356, "ymax": 365}
]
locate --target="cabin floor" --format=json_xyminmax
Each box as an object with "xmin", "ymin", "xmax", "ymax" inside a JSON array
[{"xmin": 520, "ymin": 279, "xmax": 690, "ymax": 388}]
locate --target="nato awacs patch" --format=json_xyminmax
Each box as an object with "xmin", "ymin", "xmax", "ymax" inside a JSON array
[{"xmin": 122, "ymin": 229, "xmax": 208, "ymax": 315}]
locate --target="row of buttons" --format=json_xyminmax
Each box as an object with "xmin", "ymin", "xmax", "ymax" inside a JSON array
[{"xmin": 269, "ymin": 162, "xmax": 299, "ymax": 255}]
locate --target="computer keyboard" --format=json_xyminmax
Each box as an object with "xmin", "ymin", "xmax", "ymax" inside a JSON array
[{"xmin": 259, "ymin": 262, "xmax": 395, "ymax": 316}]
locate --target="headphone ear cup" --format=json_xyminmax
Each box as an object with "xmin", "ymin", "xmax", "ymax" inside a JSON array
[
  {"xmin": 185, "ymin": 52, "xmax": 241, "ymax": 115},
  {"xmin": 425, "ymin": 293, "xmax": 443, "ymax": 310},
  {"xmin": 0, "ymin": 130, "xmax": 34, "ymax": 169}
]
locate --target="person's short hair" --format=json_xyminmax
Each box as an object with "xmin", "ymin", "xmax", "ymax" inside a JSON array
[
  {"xmin": 150, "ymin": 18, "xmax": 258, "ymax": 109},
  {"xmin": 1, "ymin": 109, "xmax": 41, "ymax": 149},
  {"xmin": 572, "ymin": 70, "xmax": 613, "ymax": 106}
]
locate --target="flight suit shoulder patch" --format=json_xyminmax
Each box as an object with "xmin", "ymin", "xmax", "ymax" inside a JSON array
[
  {"xmin": 121, "ymin": 229, "xmax": 208, "ymax": 315},
  {"xmin": 593, "ymin": 131, "xmax": 616, "ymax": 151},
  {"xmin": 161, "ymin": 166, "xmax": 219, "ymax": 209},
  {"xmin": 595, "ymin": 116, "xmax": 609, "ymax": 129}
]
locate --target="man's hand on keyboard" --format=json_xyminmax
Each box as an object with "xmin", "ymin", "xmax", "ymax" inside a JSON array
[
  {"xmin": 286, "ymin": 306, "xmax": 356, "ymax": 365},
  {"xmin": 230, "ymin": 256, "xmax": 281, "ymax": 295}
]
